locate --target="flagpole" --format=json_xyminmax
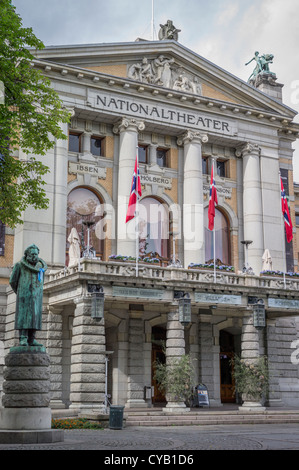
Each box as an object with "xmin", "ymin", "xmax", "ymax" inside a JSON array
[
  {"xmin": 136, "ymin": 145, "xmax": 139, "ymax": 277},
  {"xmin": 213, "ymin": 159, "xmax": 216, "ymax": 284},
  {"xmin": 279, "ymin": 171, "xmax": 287, "ymax": 288}
]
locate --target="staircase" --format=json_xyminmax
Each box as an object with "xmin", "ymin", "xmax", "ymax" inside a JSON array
[{"xmin": 124, "ymin": 407, "xmax": 299, "ymax": 427}]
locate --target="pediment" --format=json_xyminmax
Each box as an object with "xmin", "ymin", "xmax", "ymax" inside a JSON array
[{"xmin": 34, "ymin": 40, "xmax": 297, "ymax": 119}]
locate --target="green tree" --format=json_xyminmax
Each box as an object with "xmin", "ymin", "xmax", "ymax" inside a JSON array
[{"xmin": 0, "ymin": 0, "xmax": 70, "ymax": 227}]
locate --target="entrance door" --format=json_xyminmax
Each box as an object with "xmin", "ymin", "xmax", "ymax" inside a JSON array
[
  {"xmin": 220, "ymin": 352, "xmax": 235, "ymax": 403},
  {"xmin": 151, "ymin": 326, "xmax": 166, "ymax": 404},
  {"xmin": 220, "ymin": 330, "xmax": 236, "ymax": 403},
  {"xmin": 152, "ymin": 346, "xmax": 166, "ymax": 404}
]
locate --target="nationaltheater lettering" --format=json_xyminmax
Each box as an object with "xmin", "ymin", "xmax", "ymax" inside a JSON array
[{"xmin": 90, "ymin": 91, "xmax": 234, "ymax": 135}]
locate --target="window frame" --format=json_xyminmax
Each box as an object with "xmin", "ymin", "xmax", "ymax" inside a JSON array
[
  {"xmin": 156, "ymin": 147, "xmax": 168, "ymax": 168},
  {"xmin": 68, "ymin": 131, "xmax": 82, "ymax": 153},
  {"xmin": 90, "ymin": 135, "xmax": 104, "ymax": 157}
]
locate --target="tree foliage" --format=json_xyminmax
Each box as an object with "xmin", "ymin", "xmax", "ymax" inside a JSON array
[{"xmin": 0, "ymin": 0, "xmax": 70, "ymax": 227}]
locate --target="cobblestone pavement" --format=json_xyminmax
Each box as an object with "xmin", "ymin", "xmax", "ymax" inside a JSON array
[{"xmin": 1, "ymin": 423, "xmax": 299, "ymax": 452}]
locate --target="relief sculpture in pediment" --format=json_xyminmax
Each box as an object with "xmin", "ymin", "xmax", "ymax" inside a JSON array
[{"xmin": 127, "ymin": 55, "xmax": 202, "ymax": 96}]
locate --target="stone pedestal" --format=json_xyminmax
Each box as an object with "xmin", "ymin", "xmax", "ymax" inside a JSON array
[{"xmin": 0, "ymin": 348, "xmax": 64, "ymax": 444}]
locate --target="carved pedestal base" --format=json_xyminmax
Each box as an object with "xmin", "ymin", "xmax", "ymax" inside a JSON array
[{"xmin": 0, "ymin": 349, "xmax": 64, "ymax": 443}]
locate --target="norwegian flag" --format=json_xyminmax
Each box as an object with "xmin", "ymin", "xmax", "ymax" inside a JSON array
[
  {"xmin": 126, "ymin": 155, "xmax": 142, "ymax": 223},
  {"xmin": 208, "ymin": 163, "xmax": 218, "ymax": 231},
  {"xmin": 280, "ymin": 175, "xmax": 293, "ymax": 243}
]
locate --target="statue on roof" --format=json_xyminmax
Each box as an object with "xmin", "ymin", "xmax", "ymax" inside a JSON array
[
  {"xmin": 245, "ymin": 51, "xmax": 276, "ymax": 84},
  {"xmin": 158, "ymin": 20, "xmax": 181, "ymax": 41}
]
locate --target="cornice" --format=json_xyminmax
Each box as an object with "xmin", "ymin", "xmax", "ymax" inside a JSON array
[{"xmin": 31, "ymin": 58, "xmax": 299, "ymax": 138}]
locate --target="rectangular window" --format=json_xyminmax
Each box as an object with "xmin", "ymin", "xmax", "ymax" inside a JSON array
[
  {"xmin": 202, "ymin": 157, "xmax": 208, "ymax": 174},
  {"xmin": 156, "ymin": 148, "xmax": 168, "ymax": 168},
  {"xmin": 216, "ymin": 160, "xmax": 226, "ymax": 178},
  {"xmin": 91, "ymin": 136, "xmax": 103, "ymax": 156},
  {"xmin": 138, "ymin": 145, "xmax": 148, "ymax": 164},
  {"xmin": 68, "ymin": 132, "xmax": 82, "ymax": 153},
  {"xmin": 296, "ymin": 213, "xmax": 299, "ymax": 226}
]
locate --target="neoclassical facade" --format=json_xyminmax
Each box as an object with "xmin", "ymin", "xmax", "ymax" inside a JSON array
[{"xmin": 1, "ymin": 33, "xmax": 299, "ymax": 411}]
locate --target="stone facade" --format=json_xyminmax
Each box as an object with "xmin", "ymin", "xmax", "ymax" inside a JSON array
[{"xmin": 1, "ymin": 38, "xmax": 299, "ymax": 412}]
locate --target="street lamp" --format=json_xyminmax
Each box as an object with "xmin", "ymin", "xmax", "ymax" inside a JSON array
[
  {"xmin": 252, "ymin": 300, "xmax": 266, "ymax": 329},
  {"xmin": 88, "ymin": 284, "xmax": 104, "ymax": 320},
  {"xmin": 176, "ymin": 292, "xmax": 191, "ymax": 326},
  {"xmin": 83, "ymin": 220, "xmax": 96, "ymax": 259},
  {"xmin": 241, "ymin": 240, "xmax": 254, "ymax": 274}
]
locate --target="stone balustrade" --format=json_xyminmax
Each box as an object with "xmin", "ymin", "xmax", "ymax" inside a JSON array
[{"xmin": 46, "ymin": 259, "xmax": 299, "ymax": 293}]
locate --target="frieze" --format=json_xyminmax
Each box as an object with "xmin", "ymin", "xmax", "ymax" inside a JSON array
[
  {"xmin": 88, "ymin": 90, "xmax": 236, "ymax": 136},
  {"xmin": 127, "ymin": 55, "xmax": 202, "ymax": 95}
]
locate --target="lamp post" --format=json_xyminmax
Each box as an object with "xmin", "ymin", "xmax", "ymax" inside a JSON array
[
  {"xmin": 241, "ymin": 240, "xmax": 254, "ymax": 274},
  {"xmin": 83, "ymin": 220, "xmax": 96, "ymax": 259}
]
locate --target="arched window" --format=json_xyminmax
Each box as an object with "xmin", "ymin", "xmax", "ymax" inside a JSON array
[
  {"xmin": 66, "ymin": 187, "xmax": 104, "ymax": 264},
  {"xmin": 204, "ymin": 207, "xmax": 231, "ymax": 265},
  {"xmin": 138, "ymin": 197, "xmax": 169, "ymax": 259}
]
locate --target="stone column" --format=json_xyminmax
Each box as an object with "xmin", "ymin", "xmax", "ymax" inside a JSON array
[
  {"xmin": 240, "ymin": 314, "xmax": 265, "ymax": 410},
  {"xmin": 164, "ymin": 310, "xmax": 188, "ymax": 412},
  {"xmin": 69, "ymin": 296, "xmax": 106, "ymax": 412},
  {"xmin": 178, "ymin": 130, "xmax": 208, "ymax": 268},
  {"xmin": 115, "ymin": 117, "xmax": 145, "ymax": 257},
  {"xmin": 82, "ymin": 131, "xmax": 92, "ymax": 156},
  {"xmin": 126, "ymin": 313, "xmax": 147, "ymax": 408},
  {"xmin": 236, "ymin": 143, "xmax": 264, "ymax": 274},
  {"xmin": 46, "ymin": 306, "xmax": 65, "ymax": 409},
  {"xmin": 149, "ymin": 143, "xmax": 158, "ymax": 165}
]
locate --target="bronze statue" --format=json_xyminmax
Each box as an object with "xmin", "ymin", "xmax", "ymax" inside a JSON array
[
  {"xmin": 245, "ymin": 51, "xmax": 275, "ymax": 83},
  {"xmin": 9, "ymin": 244, "xmax": 47, "ymax": 347}
]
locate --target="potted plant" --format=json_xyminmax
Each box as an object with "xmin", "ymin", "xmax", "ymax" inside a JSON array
[
  {"xmin": 231, "ymin": 355, "xmax": 269, "ymax": 407},
  {"xmin": 154, "ymin": 351, "xmax": 196, "ymax": 411}
]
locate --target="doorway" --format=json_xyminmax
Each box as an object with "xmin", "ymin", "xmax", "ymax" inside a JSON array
[
  {"xmin": 151, "ymin": 326, "xmax": 166, "ymax": 404},
  {"xmin": 220, "ymin": 330, "xmax": 236, "ymax": 403}
]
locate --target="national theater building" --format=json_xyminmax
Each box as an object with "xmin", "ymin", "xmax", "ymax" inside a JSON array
[{"xmin": 1, "ymin": 22, "xmax": 299, "ymax": 411}]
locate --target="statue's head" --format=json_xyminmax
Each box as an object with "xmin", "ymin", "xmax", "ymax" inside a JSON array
[{"xmin": 24, "ymin": 244, "xmax": 39, "ymax": 265}]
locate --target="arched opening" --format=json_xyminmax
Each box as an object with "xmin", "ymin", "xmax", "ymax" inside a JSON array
[
  {"xmin": 204, "ymin": 207, "xmax": 231, "ymax": 265},
  {"xmin": 138, "ymin": 197, "xmax": 170, "ymax": 261},
  {"xmin": 66, "ymin": 186, "xmax": 104, "ymax": 265}
]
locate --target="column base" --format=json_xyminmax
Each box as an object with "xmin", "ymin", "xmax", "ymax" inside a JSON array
[
  {"xmin": 239, "ymin": 401, "xmax": 266, "ymax": 412},
  {"xmin": 163, "ymin": 402, "xmax": 190, "ymax": 413}
]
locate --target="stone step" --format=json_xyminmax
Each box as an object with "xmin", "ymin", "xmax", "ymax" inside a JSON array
[{"xmin": 124, "ymin": 409, "xmax": 299, "ymax": 426}]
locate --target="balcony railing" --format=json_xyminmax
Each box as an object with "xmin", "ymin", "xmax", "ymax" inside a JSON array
[{"xmin": 46, "ymin": 258, "xmax": 299, "ymax": 292}]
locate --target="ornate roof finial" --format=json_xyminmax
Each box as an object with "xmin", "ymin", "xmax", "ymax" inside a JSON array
[{"xmin": 158, "ymin": 20, "xmax": 181, "ymax": 41}]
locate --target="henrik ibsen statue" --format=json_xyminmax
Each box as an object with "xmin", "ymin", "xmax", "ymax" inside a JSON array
[{"xmin": 9, "ymin": 244, "xmax": 47, "ymax": 347}]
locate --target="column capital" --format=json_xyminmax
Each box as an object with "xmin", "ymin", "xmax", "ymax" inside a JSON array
[
  {"xmin": 177, "ymin": 130, "xmax": 208, "ymax": 147},
  {"xmin": 113, "ymin": 117, "xmax": 145, "ymax": 134},
  {"xmin": 235, "ymin": 142, "xmax": 261, "ymax": 158}
]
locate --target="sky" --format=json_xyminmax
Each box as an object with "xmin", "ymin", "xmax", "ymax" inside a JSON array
[{"xmin": 12, "ymin": 0, "xmax": 299, "ymax": 179}]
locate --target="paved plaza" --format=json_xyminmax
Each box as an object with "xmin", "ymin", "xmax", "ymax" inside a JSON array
[{"xmin": 1, "ymin": 423, "xmax": 299, "ymax": 451}]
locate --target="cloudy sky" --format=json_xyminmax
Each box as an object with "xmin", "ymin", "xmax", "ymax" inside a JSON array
[{"xmin": 12, "ymin": 0, "xmax": 299, "ymax": 178}]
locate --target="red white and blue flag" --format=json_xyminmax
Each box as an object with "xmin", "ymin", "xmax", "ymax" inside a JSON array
[
  {"xmin": 126, "ymin": 155, "xmax": 142, "ymax": 223},
  {"xmin": 208, "ymin": 163, "xmax": 218, "ymax": 231},
  {"xmin": 280, "ymin": 175, "xmax": 293, "ymax": 243}
]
